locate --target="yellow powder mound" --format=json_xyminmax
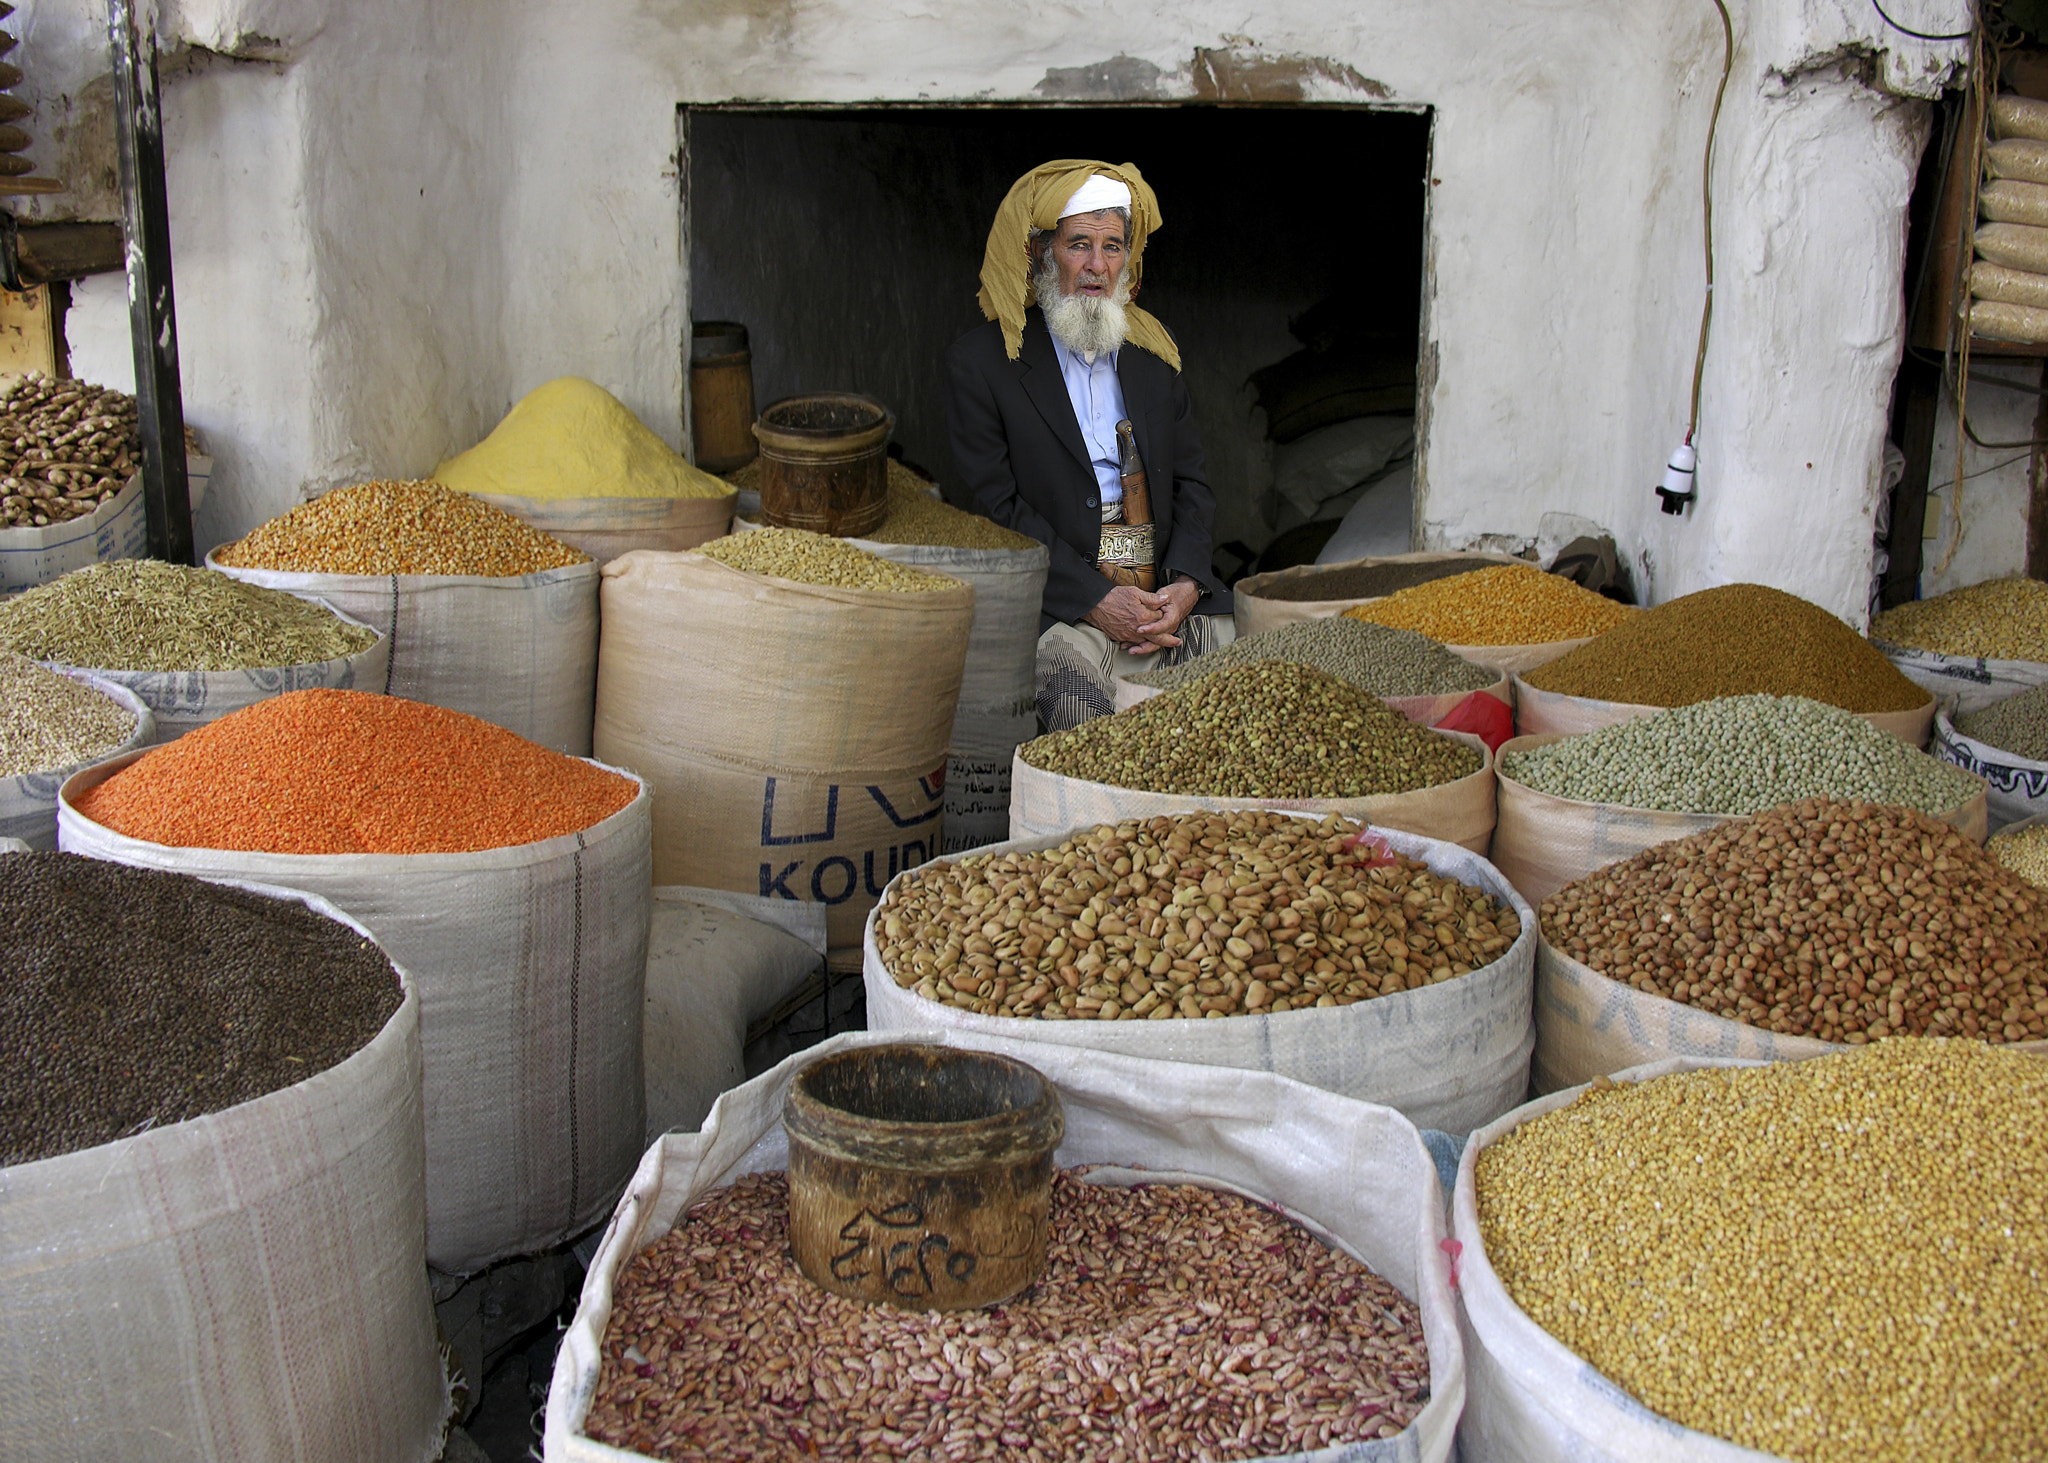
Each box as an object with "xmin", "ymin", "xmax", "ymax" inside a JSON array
[{"xmin": 435, "ymin": 377, "xmax": 733, "ymax": 500}]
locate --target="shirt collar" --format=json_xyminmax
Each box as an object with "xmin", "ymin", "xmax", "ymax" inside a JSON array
[{"xmin": 1049, "ymin": 333, "xmax": 1119, "ymax": 373}]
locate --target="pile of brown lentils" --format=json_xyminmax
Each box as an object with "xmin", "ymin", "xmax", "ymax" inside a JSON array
[
  {"xmin": 588, "ymin": 1168, "xmax": 1431, "ymax": 1461},
  {"xmin": 1476, "ymin": 1039, "xmax": 2048, "ymax": 1462},
  {"xmin": 878, "ymin": 810, "xmax": 1521, "ymax": 1021},
  {"xmin": 1540, "ymin": 797, "xmax": 2048, "ymax": 1044}
]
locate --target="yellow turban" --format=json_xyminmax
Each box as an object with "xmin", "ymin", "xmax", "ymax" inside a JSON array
[{"xmin": 975, "ymin": 159, "xmax": 1180, "ymax": 373}]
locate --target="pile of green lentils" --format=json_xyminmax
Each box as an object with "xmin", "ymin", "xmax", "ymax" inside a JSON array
[
  {"xmin": 1955, "ymin": 682, "xmax": 2048, "ymax": 762},
  {"xmin": 1476, "ymin": 1039, "xmax": 2048, "ymax": 1463},
  {"xmin": 0, "ymin": 560, "xmax": 379, "ymax": 672},
  {"xmin": 1541, "ymin": 797, "xmax": 2048, "ymax": 1045},
  {"xmin": 1126, "ymin": 616, "xmax": 1496, "ymax": 700},
  {"xmin": 1523, "ymin": 583, "xmax": 1928, "ymax": 711},
  {"xmin": 1018, "ymin": 660, "xmax": 1481, "ymax": 799},
  {"xmin": 0, "ymin": 654, "xmax": 137, "ymax": 776},
  {"xmin": 699, "ymin": 527, "xmax": 962, "ymax": 593},
  {"xmin": 1502, "ymin": 695, "xmax": 1984, "ymax": 816}
]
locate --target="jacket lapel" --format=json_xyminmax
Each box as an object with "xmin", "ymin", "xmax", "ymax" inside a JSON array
[
  {"xmin": 1117, "ymin": 345, "xmax": 1166, "ymax": 489},
  {"xmin": 1017, "ymin": 314, "xmax": 1094, "ymax": 475}
]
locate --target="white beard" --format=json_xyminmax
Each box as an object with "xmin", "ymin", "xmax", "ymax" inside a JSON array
[{"xmin": 1036, "ymin": 263, "xmax": 1133, "ymax": 359}]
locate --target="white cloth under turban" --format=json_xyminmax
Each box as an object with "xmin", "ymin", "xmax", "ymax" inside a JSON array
[{"xmin": 1059, "ymin": 173, "xmax": 1133, "ymax": 219}]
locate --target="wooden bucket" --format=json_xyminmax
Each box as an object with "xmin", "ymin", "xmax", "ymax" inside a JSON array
[
  {"xmin": 689, "ymin": 320, "xmax": 757, "ymax": 474},
  {"xmin": 754, "ymin": 392, "xmax": 893, "ymax": 538},
  {"xmin": 782, "ymin": 1042, "xmax": 1063, "ymax": 1311}
]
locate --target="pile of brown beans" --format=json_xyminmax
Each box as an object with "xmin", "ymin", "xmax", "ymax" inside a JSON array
[
  {"xmin": 1540, "ymin": 797, "xmax": 2048, "ymax": 1044},
  {"xmin": 877, "ymin": 810, "xmax": 1521, "ymax": 1021},
  {"xmin": 0, "ymin": 373, "xmax": 141, "ymax": 528},
  {"xmin": 587, "ymin": 1169, "xmax": 1430, "ymax": 1461}
]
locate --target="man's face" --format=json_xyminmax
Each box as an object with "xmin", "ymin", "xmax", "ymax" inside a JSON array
[{"xmin": 1047, "ymin": 211, "xmax": 1127, "ymax": 299}]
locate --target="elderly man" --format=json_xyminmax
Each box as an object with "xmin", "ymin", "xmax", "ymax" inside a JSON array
[{"xmin": 945, "ymin": 159, "xmax": 1232, "ymax": 728}]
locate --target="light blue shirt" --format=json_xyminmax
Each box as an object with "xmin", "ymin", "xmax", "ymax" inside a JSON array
[{"xmin": 1049, "ymin": 336, "xmax": 1127, "ymax": 515}]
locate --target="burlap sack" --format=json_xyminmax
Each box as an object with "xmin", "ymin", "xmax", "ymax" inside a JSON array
[
  {"xmin": 594, "ymin": 549, "xmax": 973, "ymax": 948},
  {"xmin": 1512, "ymin": 676, "xmax": 1938, "ymax": 747},
  {"xmin": 1008, "ymin": 731, "xmax": 1498, "ymax": 854}
]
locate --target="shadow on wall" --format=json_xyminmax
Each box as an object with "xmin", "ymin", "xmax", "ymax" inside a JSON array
[{"xmin": 686, "ymin": 105, "xmax": 1428, "ymax": 553}]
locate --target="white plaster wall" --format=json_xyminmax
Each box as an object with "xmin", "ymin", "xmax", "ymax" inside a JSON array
[
  {"xmin": 16, "ymin": 0, "xmax": 1967, "ymax": 617},
  {"xmin": 1918, "ymin": 363, "xmax": 2039, "ymax": 596}
]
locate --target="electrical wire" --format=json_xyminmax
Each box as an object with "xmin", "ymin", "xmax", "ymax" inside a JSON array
[
  {"xmin": 1871, "ymin": 0, "xmax": 1976, "ymax": 43},
  {"xmin": 1687, "ymin": 0, "xmax": 1736, "ymax": 445}
]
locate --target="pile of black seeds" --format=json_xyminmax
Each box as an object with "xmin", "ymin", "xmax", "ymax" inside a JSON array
[
  {"xmin": 0, "ymin": 853, "xmax": 402, "ymax": 1166},
  {"xmin": 1255, "ymin": 556, "xmax": 1501, "ymax": 603}
]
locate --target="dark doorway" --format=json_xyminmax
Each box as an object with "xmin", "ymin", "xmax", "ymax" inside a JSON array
[{"xmin": 686, "ymin": 105, "xmax": 1430, "ymax": 573}]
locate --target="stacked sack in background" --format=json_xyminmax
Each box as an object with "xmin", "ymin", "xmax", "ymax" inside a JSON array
[{"xmin": 1969, "ymin": 95, "xmax": 2048, "ymax": 343}]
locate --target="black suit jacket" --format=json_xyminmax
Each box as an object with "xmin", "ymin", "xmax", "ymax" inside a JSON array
[{"xmin": 945, "ymin": 311, "xmax": 1231, "ymax": 633}]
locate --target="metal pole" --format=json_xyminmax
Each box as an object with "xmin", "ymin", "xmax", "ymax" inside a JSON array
[{"xmin": 107, "ymin": 0, "xmax": 190, "ymax": 565}]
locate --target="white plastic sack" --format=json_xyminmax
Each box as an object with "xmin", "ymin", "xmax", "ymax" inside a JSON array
[
  {"xmin": 59, "ymin": 755, "xmax": 653, "ymax": 1275},
  {"xmin": 1232, "ymin": 551, "xmax": 1524, "ymax": 639},
  {"xmin": 543, "ymin": 1030, "xmax": 1465, "ymax": 1463},
  {"xmin": 1513, "ymin": 675, "xmax": 1937, "ymax": 747},
  {"xmin": 594, "ymin": 549, "xmax": 973, "ymax": 949},
  {"xmin": 1489, "ymin": 733, "xmax": 1989, "ymax": 907},
  {"xmin": 0, "ymin": 881, "xmax": 447, "ymax": 1463},
  {"xmin": 1008, "ymin": 732, "xmax": 1499, "ymax": 855},
  {"xmin": 1441, "ymin": 636, "xmax": 1594, "ymax": 678},
  {"xmin": 642, "ymin": 890, "xmax": 825, "ymax": 1142},
  {"xmin": 1531, "ymin": 936, "xmax": 2047, "ymax": 1093},
  {"xmin": 0, "ymin": 673, "xmax": 152, "ymax": 849},
  {"xmin": 1879, "ymin": 641, "xmax": 2048, "ymax": 717},
  {"xmin": 1452, "ymin": 1056, "xmax": 1778, "ymax": 1463},
  {"xmin": 205, "ymin": 550, "xmax": 601, "ymax": 755},
  {"xmin": 864, "ymin": 821, "xmax": 1536, "ymax": 1136},
  {"xmin": 1932, "ymin": 709, "xmax": 2048, "ymax": 832},
  {"xmin": 470, "ymin": 488, "xmax": 736, "ymax": 562},
  {"xmin": 0, "ymin": 456, "xmax": 213, "ymax": 597},
  {"xmin": 54, "ymin": 597, "xmax": 388, "ymax": 744}
]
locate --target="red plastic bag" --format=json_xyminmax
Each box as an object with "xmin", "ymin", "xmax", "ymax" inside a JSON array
[{"xmin": 1433, "ymin": 690, "xmax": 1512, "ymax": 755}]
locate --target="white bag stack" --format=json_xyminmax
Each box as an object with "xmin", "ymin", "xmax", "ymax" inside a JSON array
[
  {"xmin": 0, "ymin": 673, "xmax": 152, "ymax": 849},
  {"xmin": 206, "ymin": 551, "xmax": 601, "ymax": 755},
  {"xmin": 59, "ymin": 756, "xmax": 653, "ymax": 1275},
  {"xmin": 1451, "ymin": 1057, "xmax": 1770, "ymax": 1463},
  {"xmin": 1008, "ymin": 731, "xmax": 1499, "ymax": 854},
  {"xmin": 594, "ymin": 549, "xmax": 974, "ymax": 952},
  {"xmin": 1513, "ymin": 675, "xmax": 1938, "ymax": 747},
  {"xmin": 864, "ymin": 822, "xmax": 1536, "ymax": 1135},
  {"xmin": 57, "ymin": 598, "xmax": 388, "ymax": 744},
  {"xmin": 1932, "ymin": 708, "xmax": 2048, "ymax": 832},
  {"xmin": 543, "ymin": 1031, "xmax": 1466, "ymax": 1463},
  {"xmin": 0, "ymin": 883, "xmax": 447, "ymax": 1463}
]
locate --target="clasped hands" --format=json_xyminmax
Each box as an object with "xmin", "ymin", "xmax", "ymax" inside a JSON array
[{"xmin": 1082, "ymin": 579, "xmax": 1200, "ymax": 654}]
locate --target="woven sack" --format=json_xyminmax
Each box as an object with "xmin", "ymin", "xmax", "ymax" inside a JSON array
[
  {"xmin": 862, "ymin": 820, "xmax": 1535, "ymax": 1135},
  {"xmin": 1512, "ymin": 675, "xmax": 1937, "ymax": 747},
  {"xmin": 470, "ymin": 488, "xmax": 736, "ymax": 562},
  {"xmin": 1932, "ymin": 708, "xmax": 2048, "ymax": 832},
  {"xmin": 0, "ymin": 673, "xmax": 152, "ymax": 848},
  {"xmin": 1008, "ymin": 731, "xmax": 1498, "ymax": 854},
  {"xmin": 544, "ymin": 1031, "xmax": 1465, "ymax": 1463},
  {"xmin": 52, "ymin": 596, "xmax": 387, "ymax": 744},
  {"xmin": 1877, "ymin": 640, "xmax": 2048, "ymax": 717},
  {"xmin": 206, "ymin": 549, "xmax": 600, "ymax": 755},
  {"xmin": 1489, "ymin": 733, "xmax": 1990, "ymax": 906},
  {"xmin": 0, "ymin": 881, "xmax": 447, "ymax": 1462},
  {"xmin": 59, "ymin": 754, "xmax": 652, "ymax": 1275},
  {"xmin": 594, "ymin": 549, "xmax": 973, "ymax": 949}
]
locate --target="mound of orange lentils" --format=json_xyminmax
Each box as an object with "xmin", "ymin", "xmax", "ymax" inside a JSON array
[{"xmin": 73, "ymin": 689, "xmax": 637, "ymax": 854}]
